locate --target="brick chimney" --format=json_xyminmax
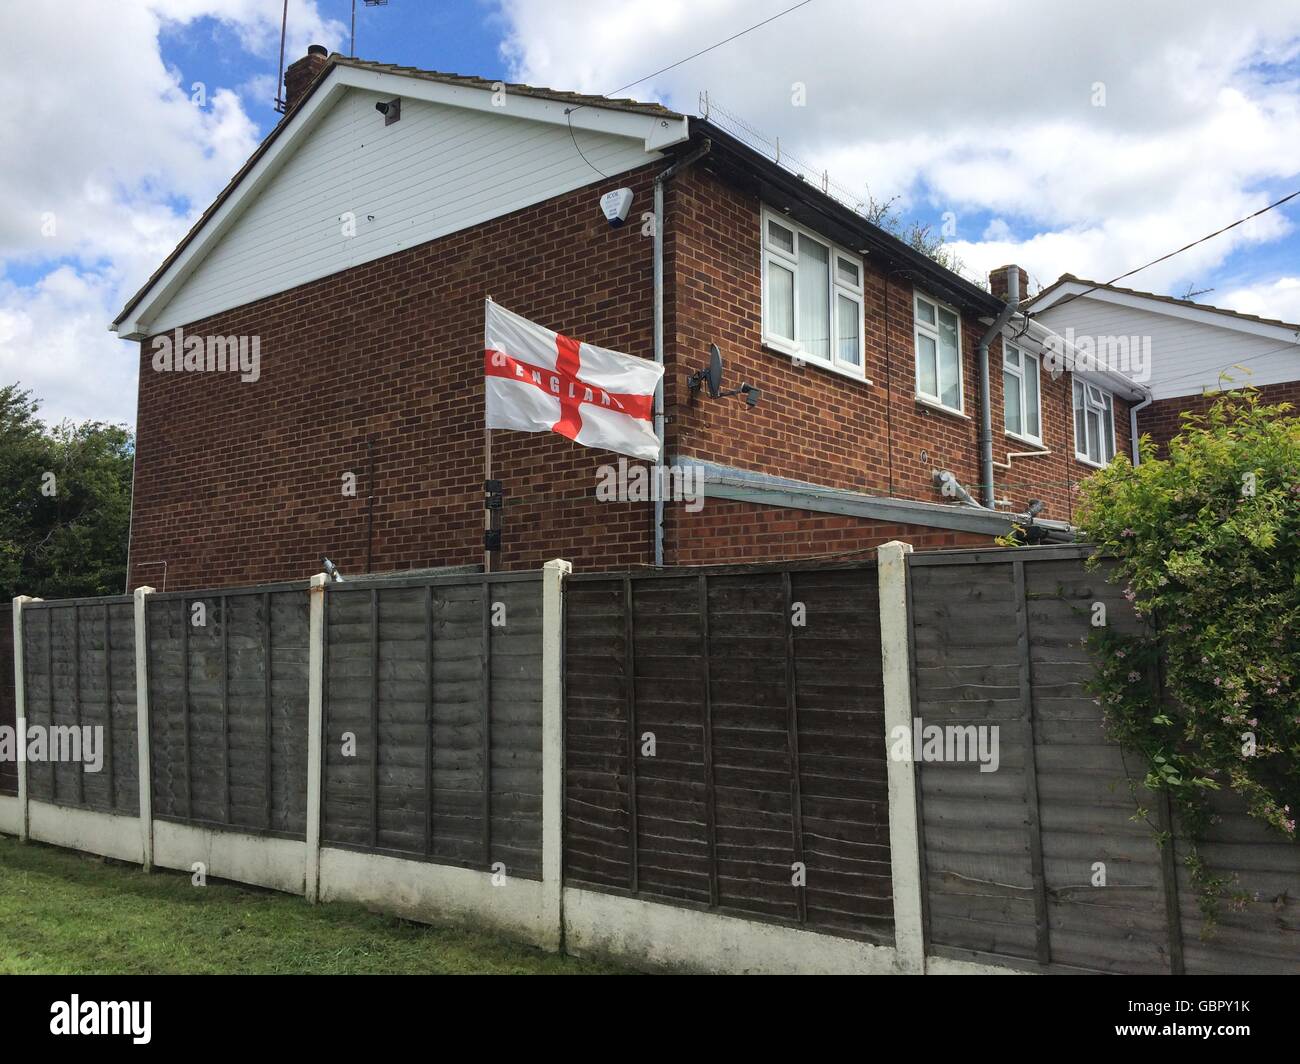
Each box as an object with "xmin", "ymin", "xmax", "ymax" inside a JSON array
[
  {"xmin": 283, "ymin": 44, "xmax": 330, "ymax": 113},
  {"xmin": 989, "ymin": 264, "xmax": 1029, "ymax": 304}
]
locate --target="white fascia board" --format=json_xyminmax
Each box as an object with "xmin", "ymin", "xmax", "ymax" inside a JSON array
[
  {"xmin": 111, "ymin": 66, "xmax": 689, "ymax": 340},
  {"xmin": 1030, "ymin": 282, "xmax": 1300, "ymax": 345},
  {"xmin": 1012, "ymin": 316, "xmax": 1151, "ymax": 401},
  {"xmin": 333, "ymin": 67, "xmax": 689, "ymax": 152},
  {"xmin": 112, "ymin": 75, "xmax": 353, "ymax": 340}
]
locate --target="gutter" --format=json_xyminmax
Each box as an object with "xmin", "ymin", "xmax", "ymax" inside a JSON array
[
  {"xmin": 681, "ymin": 458, "xmax": 1071, "ymax": 539},
  {"xmin": 977, "ymin": 269, "xmax": 1020, "ymax": 508},
  {"xmin": 652, "ymin": 137, "xmax": 711, "ymax": 567}
]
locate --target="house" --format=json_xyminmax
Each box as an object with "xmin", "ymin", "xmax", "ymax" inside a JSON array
[
  {"xmin": 1028, "ymin": 274, "xmax": 1300, "ymax": 456},
  {"xmin": 112, "ymin": 47, "xmax": 1147, "ymax": 592}
]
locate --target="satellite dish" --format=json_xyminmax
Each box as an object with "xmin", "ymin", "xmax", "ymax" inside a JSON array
[
  {"xmin": 687, "ymin": 342, "xmax": 761, "ymax": 409},
  {"xmin": 706, "ymin": 343, "xmax": 723, "ymax": 399}
]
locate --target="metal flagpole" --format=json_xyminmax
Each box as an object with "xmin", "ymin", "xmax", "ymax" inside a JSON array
[
  {"xmin": 484, "ymin": 295, "xmax": 495, "ymax": 575},
  {"xmin": 483, "ymin": 425, "xmax": 492, "ymax": 574}
]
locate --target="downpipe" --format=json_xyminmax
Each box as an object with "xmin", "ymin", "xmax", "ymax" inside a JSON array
[
  {"xmin": 978, "ymin": 268, "xmax": 1019, "ymax": 508},
  {"xmin": 652, "ymin": 138, "xmax": 711, "ymax": 567}
]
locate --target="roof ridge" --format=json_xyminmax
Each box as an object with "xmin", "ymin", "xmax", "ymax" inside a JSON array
[{"xmin": 1037, "ymin": 273, "xmax": 1300, "ymax": 334}]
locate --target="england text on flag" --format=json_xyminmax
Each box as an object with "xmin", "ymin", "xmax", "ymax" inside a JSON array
[{"xmin": 484, "ymin": 300, "xmax": 664, "ymax": 461}]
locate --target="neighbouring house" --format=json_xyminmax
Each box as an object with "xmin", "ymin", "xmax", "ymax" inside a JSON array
[
  {"xmin": 1028, "ymin": 274, "xmax": 1300, "ymax": 456},
  {"xmin": 113, "ymin": 46, "xmax": 1148, "ymax": 592}
]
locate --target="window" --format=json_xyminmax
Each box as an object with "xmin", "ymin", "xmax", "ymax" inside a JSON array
[
  {"xmin": 761, "ymin": 209, "xmax": 865, "ymax": 376},
  {"xmin": 1073, "ymin": 379, "xmax": 1116, "ymax": 465},
  {"xmin": 1003, "ymin": 342, "xmax": 1041, "ymax": 442},
  {"xmin": 914, "ymin": 292, "xmax": 962, "ymax": 411}
]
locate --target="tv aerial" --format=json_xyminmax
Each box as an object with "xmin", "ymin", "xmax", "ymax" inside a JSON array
[{"xmin": 687, "ymin": 344, "xmax": 760, "ymax": 407}]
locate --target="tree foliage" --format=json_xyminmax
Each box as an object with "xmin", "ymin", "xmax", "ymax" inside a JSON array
[{"xmin": 0, "ymin": 384, "xmax": 133, "ymax": 601}]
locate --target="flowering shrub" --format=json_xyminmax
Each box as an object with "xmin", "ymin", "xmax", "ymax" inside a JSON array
[{"xmin": 1077, "ymin": 392, "xmax": 1299, "ymax": 922}]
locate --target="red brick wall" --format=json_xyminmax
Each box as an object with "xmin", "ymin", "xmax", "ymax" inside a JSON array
[
  {"xmin": 130, "ymin": 166, "xmax": 666, "ymax": 592},
  {"xmin": 1137, "ymin": 380, "xmax": 1300, "ymax": 457},
  {"xmin": 665, "ymin": 166, "xmax": 1129, "ymax": 532},
  {"xmin": 129, "ymin": 155, "xmax": 1134, "ymax": 591}
]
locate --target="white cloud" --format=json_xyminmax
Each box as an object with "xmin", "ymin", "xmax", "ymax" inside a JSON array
[
  {"xmin": 1218, "ymin": 277, "xmax": 1300, "ymax": 325},
  {"xmin": 0, "ymin": 0, "xmax": 343, "ymax": 428},
  {"xmin": 499, "ymin": 0, "xmax": 1300, "ymax": 298}
]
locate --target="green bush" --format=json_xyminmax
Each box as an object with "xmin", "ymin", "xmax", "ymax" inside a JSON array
[{"xmin": 1077, "ymin": 391, "xmax": 1299, "ymax": 921}]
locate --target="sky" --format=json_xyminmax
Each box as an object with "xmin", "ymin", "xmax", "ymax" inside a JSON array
[{"xmin": 3, "ymin": 0, "xmax": 1300, "ymax": 428}]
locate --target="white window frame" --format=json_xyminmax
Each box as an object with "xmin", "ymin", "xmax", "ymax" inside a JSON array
[
  {"xmin": 1002, "ymin": 341, "xmax": 1042, "ymax": 444},
  {"xmin": 1073, "ymin": 378, "xmax": 1117, "ymax": 467},
  {"xmin": 760, "ymin": 207, "xmax": 867, "ymax": 380},
  {"xmin": 913, "ymin": 291, "xmax": 964, "ymax": 414}
]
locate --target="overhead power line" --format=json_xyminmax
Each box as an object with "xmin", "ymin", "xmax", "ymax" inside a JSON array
[
  {"xmin": 563, "ymin": 0, "xmax": 816, "ymax": 177},
  {"xmin": 1032, "ymin": 188, "xmax": 1300, "ymax": 319},
  {"xmin": 601, "ymin": 0, "xmax": 816, "ymax": 101}
]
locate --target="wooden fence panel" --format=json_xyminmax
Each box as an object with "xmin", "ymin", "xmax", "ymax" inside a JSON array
[
  {"xmin": 147, "ymin": 587, "xmax": 309, "ymax": 837},
  {"xmin": 910, "ymin": 545, "xmax": 1300, "ymax": 975},
  {"xmin": 321, "ymin": 574, "xmax": 544, "ymax": 880},
  {"xmin": 563, "ymin": 562, "xmax": 892, "ymax": 944},
  {"xmin": 0, "ymin": 609, "xmax": 16, "ymax": 796},
  {"xmin": 18, "ymin": 598, "xmax": 138, "ymax": 815}
]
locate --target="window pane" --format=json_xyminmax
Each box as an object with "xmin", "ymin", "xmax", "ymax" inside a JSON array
[
  {"xmin": 917, "ymin": 333, "xmax": 938, "ymax": 397},
  {"xmin": 1102, "ymin": 398, "xmax": 1115, "ymax": 461},
  {"xmin": 1004, "ymin": 345, "xmax": 1020, "ymax": 370},
  {"xmin": 1086, "ymin": 410, "xmax": 1101, "ymax": 463},
  {"xmin": 1004, "ymin": 368, "xmax": 1022, "ymax": 434},
  {"xmin": 767, "ymin": 261, "xmax": 794, "ymax": 341},
  {"xmin": 938, "ymin": 310, "xmax": 960, "ymax": 408},
  {"xmin": 1074, "ymin": 380, "xmax": 1087, "ymax": 454},
  {"xmin": 915, "ymin": 296, "xmax": 936, "ymax": 326},
  {"xmin": 837, "ymin": 294, "xmax": 860, "ymax": 366},
  {"xmin": 1025, "ymin": 361, "xmax": 1040, "ymax": 437},
  {"xmin": 798, "ymin": 235, "xmax": 831, "ymax": 360},
  {"xmin": 836, "ymin": 256, "xmax": 860, "ymax": 287},
  {"xmin": 767, "ymin": 219, "xmax": 794, "ymax": 255}
]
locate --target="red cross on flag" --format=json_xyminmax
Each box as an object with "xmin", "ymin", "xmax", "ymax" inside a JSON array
[{"xmin": 484, "ymin": 300, "xmax": 664, "ymax": 461}]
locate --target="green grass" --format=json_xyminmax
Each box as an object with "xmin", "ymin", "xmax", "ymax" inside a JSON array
[{"xmin": 0, "ymin": 835, "xmax": 628, "ymax": 974}]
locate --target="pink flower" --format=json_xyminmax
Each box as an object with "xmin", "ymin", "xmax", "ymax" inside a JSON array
[{"xmin": 1127, "ymin": 670, "xmax": 1141, "ymax": 683}]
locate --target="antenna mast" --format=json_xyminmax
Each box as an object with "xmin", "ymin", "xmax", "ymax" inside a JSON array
[
  {"xmin": 352, "ymin": 0, "xmax": 389, "ymax": 58},
  {"xmin": 274, "ymin": 0, "xmax": 289, "ymax": 113}
]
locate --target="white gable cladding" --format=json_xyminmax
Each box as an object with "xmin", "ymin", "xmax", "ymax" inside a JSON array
[
  {"xmin": 146, "ymin": 87, "xmax": 662, "ymax": 335},
  {"xmin": 1035, "ymin": 292, "xmax": 1300, "ymax": 401}
]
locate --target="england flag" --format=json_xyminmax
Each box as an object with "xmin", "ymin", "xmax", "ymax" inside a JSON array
[{"xmin": 484, "ymin": 300, "xmax": 663, "ymax": 461}]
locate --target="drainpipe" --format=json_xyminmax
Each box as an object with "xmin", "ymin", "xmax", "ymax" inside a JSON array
[
  {"xmin": 652, "ymin": 138, "xmax": 711, "ymax": 567},
  {"xmin": 977, "ymin": 268, "xmax": 1019, "ymax": 508},
  {"xmin": 1129, "ymin": 392, "xmax": 1154, "ymax": 465}
]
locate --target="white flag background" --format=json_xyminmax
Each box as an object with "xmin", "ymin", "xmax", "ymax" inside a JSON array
[{"xmin": 484, "ymin": 300, "xmax": 663, "ymax": 461}]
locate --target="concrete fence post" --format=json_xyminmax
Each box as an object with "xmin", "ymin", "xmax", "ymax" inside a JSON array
[
  {"xmin": 12, "ymin": 596, "xmax": 40, "ymax": 841},
  {"xmin": 133, "ymin": 586, "xmax": 156, "ymax": 869},
  {"xmin": 877, "ymin": 541, "xmax": 926, "ymax": 974},
  {"xmin": 540, "ymin": 558, "xmax": 572, "ymax": 951},
  {"xmin": 305, "ymin": 573, "xmax": 328, "ymax": 903}
]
